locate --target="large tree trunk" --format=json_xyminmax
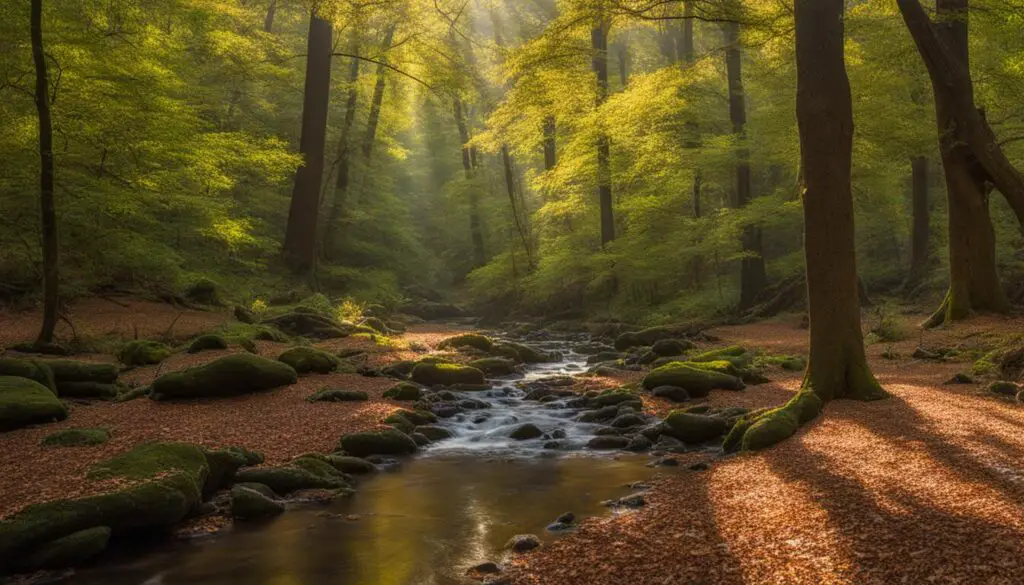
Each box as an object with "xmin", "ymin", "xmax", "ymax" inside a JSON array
[
  {"xmin": 724, "ymin": 21, "xmax": 766, "ymax": 310},
  {"xmin": 908, "ymin": 0, "xmax": 1009, "ymax": 327},
  {"xmin": 283, "ymin": 10, "xmax": 332, "ymax": 273},
  {"xmin": 32, "ymin": 0, "xmax": 58, "ymax": 344},
  {"xmin": 454, "ymin": 99, "xmax": 486, "ymax": 268},
  {"xmin": 898, "ymin": 0, "xmax": 1024, "ymax": 226},
  {"xmin": 592, "ymin": 20, "xmax": 614, "ymax": 246},
  {"xmin": 323, "ymin": 36, "xmax": 361, "ymax": 261},
  {"xmin": 264, "ymin": 0, "xmax": 277, "ymax": 33},
  {"xmin": 906, "ymin": 156, "xmax": 931, "ymax": 288}
]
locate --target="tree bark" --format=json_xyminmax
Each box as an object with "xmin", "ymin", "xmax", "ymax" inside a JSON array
[
  {"xmin": 283, "ymin": 10, "xmax": 332, "ymax": 273},
  {"xmin": 362, "ymin": 24, "xmax": 396, "ymax": 162},
  {"xmin": 907, "ymin": 156, "xmax": 930, "ymax": 287},
  {"xmin": 592, "ymin": 19, "xmax": 614, "ymax": 246},
  {"xmin": 682, "ymin": 0, "xmax": 700, "ymax": 219},
  {"xmin": 454, "ymin": 99, "xmax": 486, "ymax": 268},
  {"xmin": 32, "ymin": 0, "xmax": 59, "ymax": 344},
  {"xmin": 542, "ymin": 116, "xmax": 557, "ymax": 171},
  {"xmin": 724, "ymin": 21, "xmax": 766, "ymax": 310},
  {"xmin": 264, "ymin": 0, "xmax": 277, "ymax": 33},
  {"xmin": 795, "ymin": 0, "xmax": 883, "ymax": 403},
  {"xmin": 324, "ymin": 35, "xmax": 361, "ymax": 261}
]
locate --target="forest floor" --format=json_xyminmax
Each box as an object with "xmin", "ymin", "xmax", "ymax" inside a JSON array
[{"xmin": 2, "ymin": 300, "xmax": 1024, "ymax": 584}]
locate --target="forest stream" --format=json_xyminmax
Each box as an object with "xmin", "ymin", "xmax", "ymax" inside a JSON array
[{"xmin": 67, "ymin": 333, "xmax": 674, "ymax": 585}]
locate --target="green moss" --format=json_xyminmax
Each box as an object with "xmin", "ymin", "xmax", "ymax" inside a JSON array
[
  {"xmin": 307, "ymin": 388, "xmax": 369, "ymax": 402},
  {"xmin": 614, "ymin": 325, "xmax": 694, "ymax": 351},
  {"xmin": 0, "ymin": 376, "xmax": 68, "ymax": 431},
  {"xmin": 689, "ymin": 346, "xmax": 754, "ymax": 368},
  {"xmin": 661, "ymin": 412, "xmax": 729, "ymax": 443},
  {"xmin": 650, "ymin": 338, "xmax": 695, "ymax": 356},
  {"xmin": 41, "ymin": 428, "xmax": 110, "ymax": 447},
  {"xmin": 590, "ymin": 390, "xmax": 637, "ymax": 407},
  {"xmin": 323, "ymin": 455, "xmax": 377, "ymax": 474},
  {"xmin": 234, "ymin": 465, "xmax": 344, "ymax": 494},
  {"xmin": 468, "ymin": 357, "xmax": 517, "ymax": 376},
  {"xmin": 0, "ymin": 358, "xmax": 56, "ymax": 393},
  {"xmin": 338, "ymin": 429, "xmax": 418, "ymax": 457},
  {"xmin": 496, "ymin": 342, "xmax": 551, "ymax": 363},
  {"xmin": 150, "ymin": 354, "xmax": 297, "ymax": 400},
  {"xmin": 411, "ymin": 362, "xmax": 485, "ymax": 386},
  {"xmin": 115, "ymin": 386, "xmax": 149, "ymax": 402},
  {"xmin": 642, "ymin": 362, "xmax": 744, "ymax": 396},
  {"xmin": 724, "ymin": 390, "xmax": 823, "ymax": 453},
  {"xmin": 755, "ymin": 354, "xmax": 806, "ymax": 371},
  {"xmin": 187, "ymin": 334, "xmax": 229, "ymax": 354},
  {"xmin": 277, "ymin": 347, "xmax": 342, "ymax": 374},
  {"xmin": 383, "ymin": 382, "xmax": 423, "ymax": 401},
  {"xmin": 437, "ymin": 333, "xmax": 493, "ymax": 352},
  {"xmin": 59, "ymin": 382, "xmax": 120, "ymax": 399},
  {"xmin": 16, "ymin": 526, "xmax": 111, "ymax": 571},
  {"xmin": 118, "ymin": 340, "xmax": 172, "ymax": 367},
  {"xmin": 230, "ymin": 486, "xmax": 284, "ymax": 520},
  {"xmin": 43, "ymin": 360, "xmax": 118, "ymax": 384},
  {"xmin": 742, "ymin": 410, "xmax": 800, "ymax": 451},
  {"xmin": 184, "ymin": 277, "xmax": 222, "ymax": 305}
]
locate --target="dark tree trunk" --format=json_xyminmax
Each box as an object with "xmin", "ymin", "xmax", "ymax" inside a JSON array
[
  {"xmin": 795, "ymin": 0, "xmax": 882, "ymax": 403},
  {"xmin": 905, "ymin": 0, "xmax": 1009, "ymax": 327},
  {"xmin": 362, "ymin": 25, "xmax": 396, "ymax": 162},
  {"xmin": 454, "ymin": 99, "xmax": 486, "ymax": 268},
  {"xmin": 32, "ymin": 0, "xmax": 58, "ymax": 344},
  {"xmin": 682, "ymin": 0, "xmax": 700, "ymax": 219},
  {"xmin": 681, "ymin": 1, "xmax": 695, "ymax": 63},
  {"xmin": 615, "ymin": 41, "xmax": 629, "ymax": 88},
  {"xmin": 264, "ymin": 0, "xmax": 277, "ymax": 33},
  {"xmin": 324, "ymin": 36, "xmax": 361, "ymax": 261},
  {"xmin": 502, "ymin": 145, "xmax": 533, "ymax": 267},
  {"xmin": 542, "ymin": 116, "xmax": 557, "ymax": 171},
  {"xmin": 592, "ymin": 20, "xmax": 614, "ymax": 246},
  {"xmin": 724, "ymin": 21, "xmax": 766, "ymax": 310},
  {"xmin": 283, "ymin": 10, "xmax": 332, "ymax": 273},
  {"xmin": 906, "ymin": 156, "xmax": 930, "ymax": 288}
]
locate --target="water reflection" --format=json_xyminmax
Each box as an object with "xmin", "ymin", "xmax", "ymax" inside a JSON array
[{"xmin": 71, "ymin": 456, "xmax": 657, "ymax": 585}]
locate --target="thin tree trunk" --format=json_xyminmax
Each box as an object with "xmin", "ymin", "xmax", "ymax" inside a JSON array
[
  {"xmin": 361, "ymin": 25, "xmax": 396, "ymax": 162},
  {"xmin": 324, "ymin": 36, "xmax": 361, "ymax": 261},
  {"xmin": 502, "ymin": 145, "xmax": 533, "ymax": 267},
  {"xmin": 906, "ymin": 156, "xmax": 930, "ymax": 288},
  {"xmin": 264, "ymin": 0, "xmax": 277, "ymax": 33},
  {"xmin": 542, "ymin": 116, "xmax": 557, "ymax": 171},
  {"xmin": 592, "ymin": 20, "xmax": 614, "ymax": 246},
  {"xmin": 32, "ymin": 0, "xmax": 58, "ymax": 344},
  {"xmin": 454, "ymin": 99, "xmax": 486, "ymax": 268},
  {"xmin": 724, "ymin": 21, "xmax": 766, "ymax": 310},
  {"xmin": 615, "ymin": 41, "xmax": 629, "ymax": 87},
  {"xmin": 283, "ymin": 10, "xmax": 332, "ymax": 273},
  {"xmin": 682, "ymin": 0, "xmax": 701, "ymax": 219}
]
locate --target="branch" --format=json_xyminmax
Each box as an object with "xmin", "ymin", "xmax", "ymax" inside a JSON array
[{"xmin": 330, "ymin": 52, "xmax": 434, "ymax": 91}]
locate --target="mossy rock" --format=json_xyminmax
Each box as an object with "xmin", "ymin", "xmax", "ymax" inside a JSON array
[
  {"xmin": 150, "ymin": 354, "xmax": 297, "ymax": 400},
  {"xmin": 411, "ymin": 363, "xmax": 485, "ymax": 386},
  {"xmin": 307, "ymin": 388, "xmax": 368, "ymax": 402},
  {"xmin": 235, "ymin": 482, "xmax": 277, "ymax": 499},
  {"xmin": 251, "ymin": 325, "xmax": 289, "ymax": 343},
  {"xmin": 415, "ymin": 425, "xmax": 454, "ymax": 441},
  {"xmin": 234, "ymin": 465, "xmax": 344, "ymax": 495},
  {"xmin": 116, "ymin": 386, "xmax": 149, "ymax": 402},
  {"xmin": 381, "ymin": 360, "xmax": 417, "ymax": 378},
  {"xmin": 661, "ymin": 412, "xmax": 728, "ymax": 444},
  {"xmin": 590, "ymin": 391, "xmax": 637, "ymax": 407},
  {"xmin": 614, "ymin": 325, "xmax": 696, "ymax": 351},
  {"xmin": 277, "ymin": 347, "xmax": 342, "ymax": 374},
  {"xmin": 184, "ymin": 277, "xmax": 222, "ymax": 305},
  {"xmin": 0, "ymin": 442, "xmax": 216, "ymax": 572},
  {"xmin": 987, "ymin": 381, "xmax": 1020, "ymax": 397},
  {"xmin": 650, "ymin": 339, "xmax": 696, "ymax": 357},
  {"xmin": 361, "ymin": 317, "xmax": 391, "ymax": 334},
  {"xmin": 492, "ymin": 342, "xmax": 551, "ymax": 363},
  {"xmin": 118, "ymin": 340, "xmax": 172, "ymax": 367},
  {"xmin": 43, "ymin": 360, "xmax": 118, "ymax": 385},
  {"xmin": 383, "ymin": 382, "xmax": 423, "ymax": 401},
  {"xmin": 689, "ymin": 346, "xmax": 754, "ymax": 368},
  {"xmin": 187, "ymin": 334, "xmax": 229, "ymax": 354},
  {"xmin": 437, "ymin": 334, "xmax": 494, "ymax": 352},
  {"xmin": 323, "ymin": 455, "xmax": 377, "ymax": 474},
  {"xmin": 59, "ymin": 381, "xmax": 120, "ymax": 399},
  {"xmin": 230, "ymin": 486, "xmax": 284, "ymax": 520},
  {"xmin": 0, "ymin": 358, "xmax": 56, "ymax": 393},
  {"xmin": 339, "ymin": 429, "xmax": 418, "ymax": 457},
  {"xmin": 0, "ymin": 376, "xmax": 68, "ymax": 432},
  {"xmin": 41, "ymin": 428, "xmax": 110, "ymax": 447},
  {"xmin": 15, "ymin": 526, "xmax": 111, "ymax": 571},
  {"xmin": 262, "ymin": 312, "xmax": 349, "ymax": 339},
  {"xmin": 234, "ymin": 305, "xmax": 256, "ymax": 324},
  {"xmin": 642, "ymin": 362, "xmax": 744, "ymax": 397},
  {"xmin": 468, "ymin": 357, "xmax": 518, "ymax": 376},
  {"xmin": 418, "ymin": 356, "xmax": 454, "ymax": 365},
  {"xmin": 383, "ymin": 408, "xmax": 437, "ymax": 433},
  {"xmin": 202, "ymin": 446, "xmax": 263, "ymax": 498}
]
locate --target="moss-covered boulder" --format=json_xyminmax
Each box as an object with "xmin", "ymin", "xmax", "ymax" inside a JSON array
[
  {"xmin": 262, "ymin": 312, "xmax": 349, "ymax": 339},
  {"xmin": 60, "ymin": 382, "xmax": 120, "ymax": 399},
  {"xmin": 184, "ymin": 277, "xmax": 222, "ymax": 305},
  {"xmin": 41, "ymin": 428, "xmax": 110, "ymax": 447},
  {"xmin": 44, "ymin": 360, "xmax": 118, "ymax": 386},
  {"xmin": 383, "ymin": 382, "xmax": 423, "ymax": 401},
  {"xmin": 118, "ymin": 340, "xmax": 172, "ymax": 367},
  {"xmin": 230, "ymin": 486, "xmax": 284, "ymax": 520},
  {"xmin": 187, "ymin": 334, "xmax": 229, "ymax": 354},
  {"xmin": 307, "ymin": 388, "xmax": 369, "ymax": 402},
  {"xmin": 277, "ymin": 347, "xmax": 342, "ymax": 374},
  {"xmin": 437, "ymin": 333, "xmax": 493, "ymax": 352},
  {"xmin": 492, "ymin": 342, "xmax": 552, "ymax": 363},
  {"xmin": 661, "ymin": 412, "xmax": 729, "ymax": 444},
  {"xmin": 614, "ymin": 325, "xmax": 697, "ymax": 351},
  {"xmin": 233, "ymin": 464, "xmax": 344, "ymax": 495},
  {"xmin": 0, "ymin": 376, "xmax": 68, "ymax": 431},
  {"xmin": 415, "ymin": 425, "xmax": 454, "ymax": 441},
  {"xmin": 642, "ymin": 362, "xmax": 744, "ymax": 397},
  {"xmin": 689, "ymin": 345, "xmax": 754, "ymax": 368},
  {"xmin": 383, "ymin": 409, "xmax": 438, "ymax": 434},
  {"xmin": 651, "ymin": 339, "xmax": 695, "ymax": 356},
  {"xmin": 589, "ymin": 390, "xmax": 639, "ymax": 408},
  {"xmin": 0, "ymin": 358, "xmax": 56, "ymax": 393},
  {"xmin": 150, "ymin": 354, "xmax": 297, "ymax": 400},
  {"xmin": 338, "ymin": 429, "xmax": 418, "ymax": 457},
  {"xmin": 987, "ymin": 381, "xmax": 1020, "ymax": 397},
  {"xmin": 323, "ymin": 455, "xmax": 377, "ymax": 474},
  {"xmin": 411, "ymin": 362, "xmax": 485, "ymax": 386},
  {"xmin": 468, "ymin": 357, "xmax": 518, "ymax": 376},
  {"xmin": 15, "ymin": 526, "xmax": 111, "ymax": 571}
]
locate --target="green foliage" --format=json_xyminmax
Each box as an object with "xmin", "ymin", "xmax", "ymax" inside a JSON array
[{"xmin": 41, "ymin": 428, "xmax": 111, "ymax": 447}]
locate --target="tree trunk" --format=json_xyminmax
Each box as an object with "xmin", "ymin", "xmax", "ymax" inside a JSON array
[
  {"xmin": 283, "ymin": 10, "xmax": 332, "ymax": 273},
  {"xmin": 454, "ymin": 99, "xmax": 486, "ymax": 268},
  {"xmin": 362, "ymin": 25, "xmax": 396, "ymax": 162},
  {"xmin": 724, "ymin": 21, "xmax": 766, "ymax": 310},
  {"xmin": 324, "ymin": 36, "xmax": 361, "ymax": 261},
  {"xmin": 906, "ymin": 156, "xmax": 930, "ymax": 288},
  {"xmin": 898, "ymin": 0, "xmax": 1024, "ymax": 226},
  {"xmin": 264, "ymin": 0, "xmax": 277, "ymax": 33},
  {"xmin": 681, "ymin": 0, "xmax": 695, "ymax": 63},
  {"xmin": 32, "ymin": 0, "xmax": 59, "ymax": 344},
  {"xmin": 592, "ymin": 20, "xmax": 614, "ymax": 246},
  {"xmin": 502, "ymin": 144, "xmax": 533, "ymax": 267},
  {"xmin": 542, "ymin": 115, "xmax": 557, "ymax": 171},
  {"xmin": 682, "ymin": 1, "xmax": 700, "ymax": 219},
  {"xmin": 908, "ymin": 0, "xmax": 1009, "ymax": 327},
  {"xmin": 615, "ymin": 41, "xmax": 629, "ymax": 88},
  {"xmin": 795, "ymin": 0, "xmax": 883, "ymax": 403}
]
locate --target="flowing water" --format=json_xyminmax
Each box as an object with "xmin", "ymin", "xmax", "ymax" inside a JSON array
[{"xmin": 69, "ymin": 334, "xmax": 664, "ymax": 585}]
